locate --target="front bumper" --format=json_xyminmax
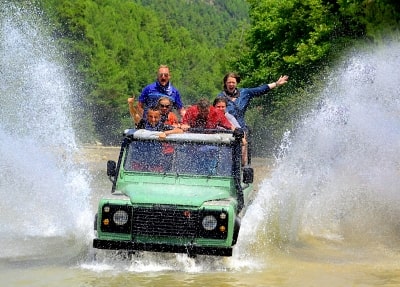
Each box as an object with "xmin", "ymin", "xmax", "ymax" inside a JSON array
[{"xmin": 93, "ymin": 239, "xmax": 232, "ymax": 257}]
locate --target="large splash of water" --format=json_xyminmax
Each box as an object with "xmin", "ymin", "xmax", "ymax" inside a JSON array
[
  {"xmin": 235, "ymin": 43, "xmax": 400, "ymax": 260},
  {"xmin": 0, "ymin": 3, "xmax": 92, "ymax": 260}
]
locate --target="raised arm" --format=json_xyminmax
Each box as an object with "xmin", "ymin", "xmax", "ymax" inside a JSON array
[
  {"xmin": 128, "ymin": 97, "xmax": 142, "ymax": 124},
  {"xmin": 267, "ymin": 75, "xmax": 289, "ymax": 89}
]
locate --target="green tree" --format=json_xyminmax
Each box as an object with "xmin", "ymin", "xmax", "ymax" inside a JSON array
[
  {"xmin": 229, "ymin": 0, "xmax": 400, "ymax": 153},
  {"xmin": 39, "ymin": 0, "xmax": 250, "ymax": 144},
  {"xmin": 37, "ymin": 0, "xmax": 399, "ymax": 151}
]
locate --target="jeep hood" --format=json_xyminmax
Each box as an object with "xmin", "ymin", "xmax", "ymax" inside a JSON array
[{"xmin": 123, "ymin": 182, "xmax": 231, "ymax": 207}]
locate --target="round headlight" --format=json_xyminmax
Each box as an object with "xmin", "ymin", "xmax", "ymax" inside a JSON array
[
  {"xmin": 113, "ymin": 210, "xmax": 129, "ymax": 225},
  {"xmin": 202, "ymin": 215, "xmax": 217, "ymax": 231}
]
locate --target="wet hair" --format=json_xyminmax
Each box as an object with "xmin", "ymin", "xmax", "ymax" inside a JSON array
[
  {"xmin": 158, "ymin": 64, "xmax": 169, "ymax": 70},
  {"xmin": 197, "ymin": 98, "xmax": 211, "ymax": 113},
  {"xmin": 212, "ymin": 97, "xmax": 228, "ymax": 107},
  {"xmin": 148, "ymin": 106, "xmax": 161, "ymax": 113},
  {"xmin": 157, "ymin": 64, "xmax": 170, "ymax": 74},
  {"xmin": 157, "ymin": 96, "xmax": 172, "ymax": 107},
  {"xmin": 223, "ymin": 72, "xmax": 241, "ymax": 89}
]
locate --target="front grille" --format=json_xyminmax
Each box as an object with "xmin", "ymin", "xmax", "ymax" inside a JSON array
[{"xmin": 132, "ymin": 207, "xmax": 199, "ymax": 237}]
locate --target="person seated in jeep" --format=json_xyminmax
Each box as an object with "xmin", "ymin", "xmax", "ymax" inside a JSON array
[
  {"xmin": 137, "ymin": 107, "xmax": 183, "ymax": 139},
  {"xmin": 180, "ymin": 98, "xmax": 235, "ymax": 131},
  {"xmin": 157, "ymin": 96, "xmax": 180, "ymax": 126},
  {"xmin": 134, "ymin": 107, "xmax": 182, "ymax": 171}
]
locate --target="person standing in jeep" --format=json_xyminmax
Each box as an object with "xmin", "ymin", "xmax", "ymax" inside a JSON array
[
  {"xmin": 138, "ymin": 65, "xmax": 186, "ymax": 121},
  {"xmin": 218, "ymin": 72, "xmax": 289, "ymax": 130}
]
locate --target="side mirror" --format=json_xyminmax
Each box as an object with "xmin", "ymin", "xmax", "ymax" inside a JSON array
[
  {"xmin": 107, "ymin": 160, "xmax": 117, "ymax": 177},
  {"xmin": 242, "ymin": 167, "xmax": 254, "ymax": 184}
]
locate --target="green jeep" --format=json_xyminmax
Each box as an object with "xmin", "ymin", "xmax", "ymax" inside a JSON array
[{"xmin": 93, "ymin": 128, "xmax": 255, "ymax": 257}]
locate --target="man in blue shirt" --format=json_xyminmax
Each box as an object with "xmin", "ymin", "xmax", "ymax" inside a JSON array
[
  {"xmin": 217, "ymin": 72, "xmax": 289, "ymax": 130},
  {"xmin": 138, "ymin": 65, "xmax": 185, "ymax": 120}
]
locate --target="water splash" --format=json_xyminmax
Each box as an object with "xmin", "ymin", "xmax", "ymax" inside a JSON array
[
  {"xmin": 0, "ymin": 2, "xmax": 92, "ymax": 260},
  {"xmin": 81, "ymin": 252, "xmax": 231, "ymax": 273},
  {"xmin": 236, "ymin": 43, "xmax": 400, "ymax": 260}
]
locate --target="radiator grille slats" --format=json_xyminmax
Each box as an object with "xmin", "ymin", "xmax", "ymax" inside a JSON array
[{"xmin": 132, "ymin": 207, "xmax": 199, "ymax": 237}]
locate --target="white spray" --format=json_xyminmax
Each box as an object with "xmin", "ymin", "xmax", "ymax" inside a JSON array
[
  {"xmin": 235, "ymin": 43, "xmax": 400, "ymax": 262},
  {"xmin": 0, "ymin": 2, "xmax": 92, "ymax": 260}
]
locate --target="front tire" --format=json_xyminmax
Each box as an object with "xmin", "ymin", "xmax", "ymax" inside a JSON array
[
  {"xmin": 232, "ymin": 217, "xmax": 241, "ymax": 245},
  {"xmin": 94, "ymin": 213, "xmax": 98, "ymax": 231}
]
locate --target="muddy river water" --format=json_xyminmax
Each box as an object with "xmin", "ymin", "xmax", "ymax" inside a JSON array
[{"xmin": 1, "ymin": 147, "xmax": 400, "ymax": 287}]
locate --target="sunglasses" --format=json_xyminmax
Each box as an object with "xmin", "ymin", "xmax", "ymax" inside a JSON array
[
  {"xmin": 159, "ymin": 104, "xmax": 171, "ymax": 108},
  {"xmin": 158, "ymin": 73, "xmax": 169, "ymax": 77}
]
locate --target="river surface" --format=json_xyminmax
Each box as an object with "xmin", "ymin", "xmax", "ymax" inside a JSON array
[
  {"xmin": 2, "ymin": 148, "xmax": 400, "ymax": 287},
  {"xmin": 1, "ymin": 149, "xmax": 400, "ymax": 287},
  {"xmin": 1, "ymin": 2, "xmax": 400, "ymax": 286}
]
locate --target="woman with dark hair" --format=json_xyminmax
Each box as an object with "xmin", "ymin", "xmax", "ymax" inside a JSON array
[
  {"xmin": 218, "ymin": 72, "xmax": 289, "ymax": 130},
  {"xmin": 212, "ymin": 97, "xmax": 240, "ymax": 129},
  {"xmin": 213, "ymin": 96, "xmax": 249, "ymax": 165}
]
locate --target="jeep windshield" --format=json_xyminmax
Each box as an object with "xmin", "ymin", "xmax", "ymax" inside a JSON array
[{"xmin": 123, "ymin": 140, "xmax": 232, "ymax": 176}]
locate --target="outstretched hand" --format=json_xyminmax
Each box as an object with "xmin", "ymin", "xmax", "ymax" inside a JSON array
[{"xmin": 276, "ymin": 75, "xmax": 289, "ymax": 87}]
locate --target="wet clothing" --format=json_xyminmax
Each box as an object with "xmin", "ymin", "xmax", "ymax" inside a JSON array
[
  {"xmin": 182, "ymin": 105, "xmax": 232, "ymax": 130},
  {"xmin": 218, "ymin": 84, "xmax": 271, "ymax": 129},
  {"xmin": 137, "ymin": 120, "xmax": 175, "ymax": 132},
  {"xmin": 139, "ymin": 81, "xmax": 183, "ymax": 119},
  {"xmin": 225, "ymin": 112, "xmax": 241, "ymax": 128},
  {"xmin": 136, "ymin": 111, "xmax": 178, "ymax": 129},
  {"xmin": 161, "ymin": 111, "xmax": 178, "ymax": 126}
]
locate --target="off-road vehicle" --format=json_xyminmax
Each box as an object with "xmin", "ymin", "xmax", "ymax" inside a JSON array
[{"xmin": 93, "ymin": 128, "xmax": 254, "ymax": 257}]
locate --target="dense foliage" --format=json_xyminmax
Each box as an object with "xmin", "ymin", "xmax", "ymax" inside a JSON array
[
  {"xmin": 232, "ymin": 0, "xmax": 400, "ymax": 152},
  {"xmin": 35, "ymin": 0, "xmax": 249, "ymax": 144},
  {"xmin": 24, "ymin": 0, "xmax": 400, "ymax": 152}
]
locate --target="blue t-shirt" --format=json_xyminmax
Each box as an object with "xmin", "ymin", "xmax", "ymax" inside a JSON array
[
  {"xmin": 218, "ymin": 84, "xmax": 270, "ymax": 128},
  {"xmin": 139, "ymin": 81, "xmax": 183, "ymax": 119},
  {"xmin": 140, "ymin": 121, "xmax": 174, "ymax": 132}
]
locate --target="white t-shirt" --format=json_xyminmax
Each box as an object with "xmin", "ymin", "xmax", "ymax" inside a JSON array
[{"xmin": 225, "ymin": 112, "xmax": 241, "ymax": 128}]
